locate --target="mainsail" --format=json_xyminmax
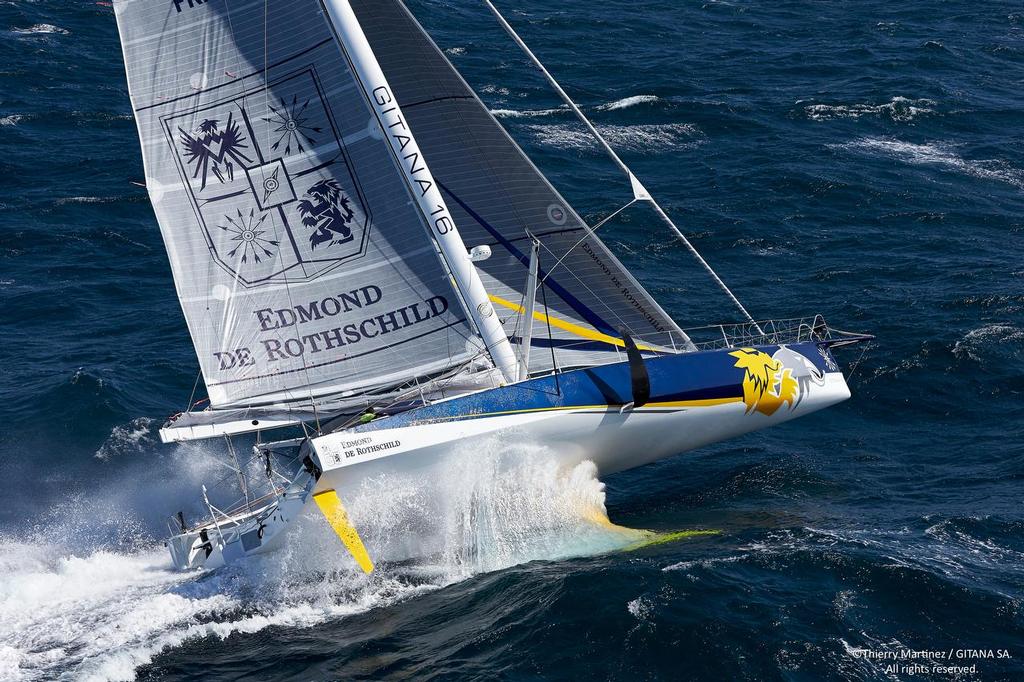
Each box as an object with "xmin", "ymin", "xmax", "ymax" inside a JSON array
[
  {"xmin": 114, "ymin": 0, "xmax": 483, "ymax": 408},
  {"xmin": 350, "ymin": 0, "xmax": 691, "ymax": 371}
]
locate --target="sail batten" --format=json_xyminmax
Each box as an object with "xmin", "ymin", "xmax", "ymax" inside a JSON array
[{"xmin": 114, "ymin": 0, "xmax": 482, "ymax": 409}]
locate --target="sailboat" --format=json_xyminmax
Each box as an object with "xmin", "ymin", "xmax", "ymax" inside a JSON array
[{"xmin": 113, "ymin": 0, "xmax": 870, "ymax": 572}]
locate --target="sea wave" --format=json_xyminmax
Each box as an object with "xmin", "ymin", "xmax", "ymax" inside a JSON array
[
  {"xmin": 490, "ymin": 106, "xmax": 568, "ymax": 119},
  {"xmin": 952, "ymin": 324, "xmax": 1024, "ymax": 362},
  {"xmin": 0, "ymin": 115, "xmax": 23, "ymax": 126},
  {"xmin": 597, "ymin": 94, "xmax": 663, "ymax": 111},
  {"xmin": 492, "ymin": 95, "xmax": 663, "ymax": 120},
  {"xmin": 801, "ymin": 96, "xmax": 936, "ymax": 122},
  {"xmin": 53, "ymin": 195, "xmax": 125, "ymax": 205},
  {"xmin": 526, "ymin": 122, "xmax": 701, "ymax": 152},
  {"xmin": 837, "ymin": 137, "xmax": 1024, "ymax": 188},
  {"xmin": 10, "ymin": 24, "xmax": 68, "ymax": 35},
  {"xmin": 479, "ymin": 84, "xmax": 511, "ymax": 96}
]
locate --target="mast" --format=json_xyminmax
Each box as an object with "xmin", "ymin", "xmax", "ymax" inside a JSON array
[
  {"xmin": 321, "ymin": 0, "xmax": 519, "ymax": 383},
  {"xmin": 518, "ymin": 236, "xmax": 540, "ymax": 381}
]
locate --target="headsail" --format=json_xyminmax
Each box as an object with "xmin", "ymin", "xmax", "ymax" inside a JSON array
[
  {"xmin": 350, "ymin": 0, "xmax": 692, "ymax": 372},
  {"xmin": 114, "ymin": 0, "xmax": 480, "ymax": 408}
]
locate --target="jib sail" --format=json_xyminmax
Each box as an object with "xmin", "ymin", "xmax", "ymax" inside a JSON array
[{"xmin": 350, "ymin": 0, "xmax": 690, "ymax": 371}]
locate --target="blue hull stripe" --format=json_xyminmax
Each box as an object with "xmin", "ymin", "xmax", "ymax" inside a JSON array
[{"xmin": 352, "ymin": 341, "xmax": 834, "ymax": 431}]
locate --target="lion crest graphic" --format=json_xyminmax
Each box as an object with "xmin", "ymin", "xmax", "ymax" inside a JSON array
[
  {"xmin": 729, "ymin": 347, "xmax": 799, "ymax": 416},
  {"xmin": 297, "ymin": 178, "xmax": 356, "ymax": 249}
]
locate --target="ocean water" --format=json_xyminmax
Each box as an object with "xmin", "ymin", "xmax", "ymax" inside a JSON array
[{"xmin": 2, "ymin": 0, "xmax": 1023, "ymax": 680}]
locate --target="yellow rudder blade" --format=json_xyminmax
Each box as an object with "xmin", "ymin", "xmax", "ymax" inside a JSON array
[
  {"xmin": 313, "ymin": 489, "xmax": 375, "ymax": 574},
  {"xmin": 582, "ymin": 507, "xmax": 722, "ymax": 551}
]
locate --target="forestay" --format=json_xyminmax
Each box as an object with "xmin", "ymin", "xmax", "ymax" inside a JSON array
[
  {"xmin": 351, "ymin": 0, "xmax": 692, "ymax": 371},
  {"xmin": 114, "ymin": 0, "xmax": 479, "ymax": 408}
]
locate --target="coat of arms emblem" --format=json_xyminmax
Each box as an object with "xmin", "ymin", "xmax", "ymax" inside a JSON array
[{"xmin": 164, "ymin": 68, "xmax": 371, "ymax": 287}]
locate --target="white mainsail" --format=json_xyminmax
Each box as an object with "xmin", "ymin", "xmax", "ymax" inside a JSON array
[{"xmin": 114, "ymin": 0, "xmax": 489, "ymax": 409}]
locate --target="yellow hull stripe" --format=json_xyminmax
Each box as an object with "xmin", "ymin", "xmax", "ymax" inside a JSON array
[
  {"xmin": 417, "ymin": 397, "xmax": 744, "ymax": 423},
  {"xmin": 648, "ymin": 397, "xmax": 743, "ymax": 408},
  {"xmin": 313, "ymin": 490, "xmax": 374, "ymax": 574},
  {"xmin": 488, "ymin": 294, "xmax": 657, "ymax": 351}
]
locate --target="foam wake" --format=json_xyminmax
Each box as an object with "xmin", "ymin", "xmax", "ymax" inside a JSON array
[{"xmin": 0, "ymin": 443, "xmax": 640, "ymax": 681}]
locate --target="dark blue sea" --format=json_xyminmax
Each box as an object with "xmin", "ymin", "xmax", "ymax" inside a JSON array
[{"xmin": 2, "ymin": 0, "xmax": 1023, "ymax": 679}]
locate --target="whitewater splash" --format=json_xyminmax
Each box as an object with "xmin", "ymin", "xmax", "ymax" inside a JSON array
[
  {"xmin": 94, "ymin": 418, "xmax": 156, "ymax": 462},
  {"xmin": 0, "ymin": 441, "xmax": 643, "ymax": 681}
]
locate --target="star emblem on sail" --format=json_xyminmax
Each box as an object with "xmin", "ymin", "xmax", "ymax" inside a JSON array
[
  {"xmin": 219, "ymin": 208, "xmax": 279, "ymax": 264},
  {"xmin": 262, "ymin": 94, "xmax": 323, "ymax": 155}
]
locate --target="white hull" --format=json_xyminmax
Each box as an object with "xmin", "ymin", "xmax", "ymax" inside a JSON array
[
  {"xmin": 309, "ymin": 371, "xmax": 851, "ymax": 500},
  {"xmin": 165, "ymin": 340, "xmax": 860, "ymax": 571}
]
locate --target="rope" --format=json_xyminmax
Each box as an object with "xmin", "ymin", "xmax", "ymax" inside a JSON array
[
  {"xmin": 540, "ymin": 199, "xmax": 637, "ymax": 284},
  {"xmin": 186, "ymin": 370, "xmax": 203, "ymax": 414},
  {"xmin": 844, "ymin": 341, "xmax": 873, "ymax": 386}
]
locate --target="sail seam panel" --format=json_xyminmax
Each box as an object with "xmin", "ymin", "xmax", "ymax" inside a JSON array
[{"xmin": 132, "ymin": 38, "xmax": 335, "ymax": 113}]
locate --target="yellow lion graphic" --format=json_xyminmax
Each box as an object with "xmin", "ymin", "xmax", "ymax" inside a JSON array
[{"xmin": 729, "ymin": 348, "xmax": 798, "ymax": 416}]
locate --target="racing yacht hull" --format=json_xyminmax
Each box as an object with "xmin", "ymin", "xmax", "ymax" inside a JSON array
[
  {"xmin": 308, "ymin": 340, "xmax": 851, "ymax": 500},
  {"xmin": 165, "ymin": 340, "xmax": 855, "ymax": 571}
]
